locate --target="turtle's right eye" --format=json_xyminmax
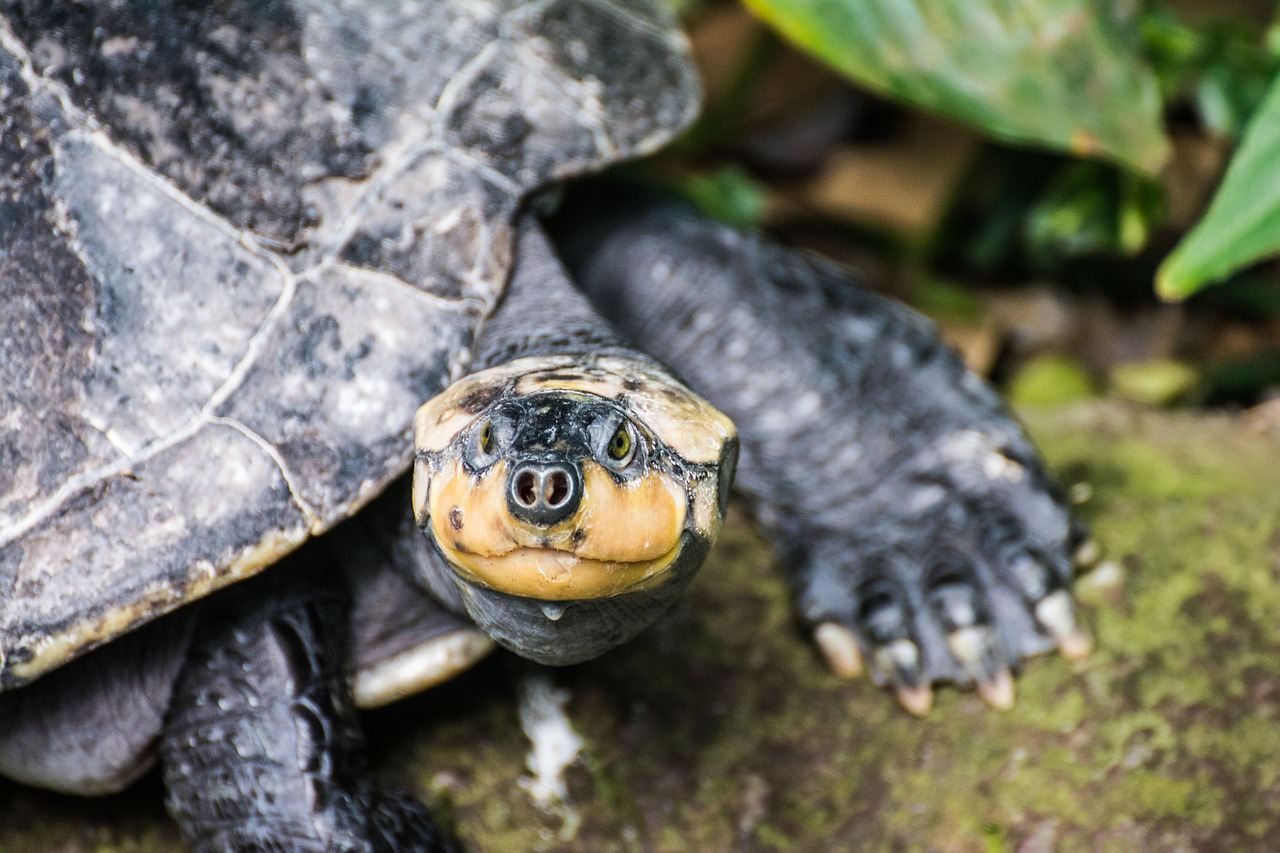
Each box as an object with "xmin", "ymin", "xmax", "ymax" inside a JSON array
[{"xmin": 467, "ymin": 416, "xmax": 510, "ymax": 468}]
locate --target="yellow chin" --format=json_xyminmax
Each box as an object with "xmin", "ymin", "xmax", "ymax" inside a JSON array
[{"xmin": 437, "ymin": 540, "xmax": 685, "ymax": 600}]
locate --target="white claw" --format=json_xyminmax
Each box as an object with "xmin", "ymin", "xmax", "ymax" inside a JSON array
[
  {"xmin": 815, "ymin": 622, "xmax": 863, "ymax": 678},
  {"xmin": 978, "ymin": 668, "xmax": 1016, "ymax": 711},
  {"xmin": 947, "ymin": 626, "xmax": 1016, "ymax": 710},
  {"xmin": 1035, "ymin": 590, "xmax": 1092, "ymax": 660},
  {"xmin": 895, "ymin": 683, "xmax": 934, "ymax": 717},
  {"xmin": 874, "ymin": 638, "xmax": 920, "ymax": 679},
  {"xmin": 874, "ymin": 639, "xmax": 932, "ymax": 716},
  {"xmin": 1073, "ymin": 538, "xmax": 1101, "ymax": 568},
  {"xmin": 541, "ymin": 603, "xmax": 567, "ymax": 622}
]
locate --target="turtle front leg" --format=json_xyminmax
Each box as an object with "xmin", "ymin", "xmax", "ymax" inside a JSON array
[
  {"xmin": 551, "ymin": 190, "xmax": 1091, "ymax": 714},
  {"xmin": 160, "ymin": 557, "xmax": 457, "ymax": 853}
]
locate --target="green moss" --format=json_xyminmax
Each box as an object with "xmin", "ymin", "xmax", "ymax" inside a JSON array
[
  {"xmin": 1007, "ymin": 355, "xmax": 1097, "ymax": 407},
  {"xmin": 1107, "ymin": 359, "xmax": 1199, "ymax": 406}
]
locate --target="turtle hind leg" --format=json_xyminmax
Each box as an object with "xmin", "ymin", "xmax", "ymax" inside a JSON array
[
  {"xmin": 159, "ymin": 555, "xmax": 458, "ymax": 853},
  {"xmin": 0, "ymin": 613, "xmax": 193, "ymax": 796}
]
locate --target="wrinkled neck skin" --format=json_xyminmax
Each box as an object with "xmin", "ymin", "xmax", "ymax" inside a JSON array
[
  {"xmin": 471, "ymin": 215, "xmax": 643, "ymax": 371},
  {"xmin": 411, "ymin": 218, "xmax": 734, "ymax": 666}
]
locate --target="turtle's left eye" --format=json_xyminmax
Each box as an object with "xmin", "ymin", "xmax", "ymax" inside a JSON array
[
  {"xmin": 480, "ymin": 422, "xmax": 495, "ymax": 454},
  {"xmin": 606, "ymin": 422, "xmax": 635, "ymax": 466}
]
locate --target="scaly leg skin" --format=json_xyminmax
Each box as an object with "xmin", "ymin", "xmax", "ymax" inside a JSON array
[
  {"xmin": 160, "ymin": 556, "xmax": 458, "ymax": 852},
  {"xmin": 550, "ymin": 191, "xmax": 1091, "ymax": 714}
]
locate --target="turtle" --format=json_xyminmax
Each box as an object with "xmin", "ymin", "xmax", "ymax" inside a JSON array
[{"xmin": 0, "ymin": 0, "xmax": 1090, "ymax": 849}]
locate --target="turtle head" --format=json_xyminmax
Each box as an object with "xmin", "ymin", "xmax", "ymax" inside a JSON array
[{"xmin": 412, "ymin": 355, "xmax": 736, "ymax": 665}]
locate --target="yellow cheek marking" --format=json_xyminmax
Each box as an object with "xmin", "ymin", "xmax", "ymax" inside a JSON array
[
  {"xmin": 438, "ymin": 545, "xmax": 684, "ymax": 600},
  {"xmin": 424, "ymin": 459, "xmax": 688, "ymax": 600},
  {"xmin": 428, "ymin": 459, "xmax": 514, "ymax": 557},
  {"xmin": 573, "ymin": 464, "xmax": 685, "ymax": 562}
]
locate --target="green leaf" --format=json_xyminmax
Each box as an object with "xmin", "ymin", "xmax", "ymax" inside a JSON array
[
  {"xmin": 1157, "ymin": 73, "xmax": 1280, "ymax": 300},
  {"xmin": 1023, "ymin": 161, "xmax": 1164, "ymax": 261},
  {"xmin": 673, "ymin": 166, "xmax": 768, "ymax": 228},
  {"xmin": 741, "ymin": 0, "xmax": 1170, "ymax": 174}
]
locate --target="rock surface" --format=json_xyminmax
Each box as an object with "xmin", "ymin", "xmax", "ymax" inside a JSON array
[{"xmin": 4, "ymin": 402, "xmax": 1280, "ymax": 851}]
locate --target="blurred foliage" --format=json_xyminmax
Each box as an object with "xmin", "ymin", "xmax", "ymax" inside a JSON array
[
  {"xmin": 660, "ymin": 0, "xmax": 1280, "ymax": 401},
  {"xmin": 1203, "ymin": 353, "xmax": 1280, "ymax": 402},
  {"xmin": 1157, "ymin": 77, "xmax": 1280, "ymax": 298},
  {"xmin": 937, "ymin": 151, "xmax": 1165, "ymax": 277},
  {"xmin": 1109, "ymin": 359, "xmax": 1200, "ymax": 405},
  {"xmin": 670, "ymin": 165, "xmax": 769, "ymax": 228},
  {"xmin": 1142, "ymin": 8, "xmax": 1279, "ymax": 140},
  {"xmin": 682, "ymin": 0, "xmax": 1280, "ymax": 297},
  {"xmin": 1023, "ymin": 162, "xmax": 1165, "ymax": 264},
  {"xmin": 1006, "ymin": 356, "xmax": 1097, "ymax": 407},
  {"xmin": 740, "ymin": 0, "xmax": 1170, "ymax": 173}
]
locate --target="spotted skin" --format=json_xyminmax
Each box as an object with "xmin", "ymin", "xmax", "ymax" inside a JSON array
[{"xmin": 551, "ymin": 190, "xmax": 1087, "ymax": 710}]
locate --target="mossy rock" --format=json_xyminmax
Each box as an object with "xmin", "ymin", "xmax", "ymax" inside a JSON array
[{"xmin": 4, "ymin": 402, "xmax": 1280, "ymax": 852}]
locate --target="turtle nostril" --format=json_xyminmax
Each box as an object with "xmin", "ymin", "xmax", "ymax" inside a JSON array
[
  {"xmin": 507, "ymin": 462, "xmax": 581, "ymax": 525},
  {"xmin": 515, "ymin": 471, "xmax": 537, "ymax": 507},
  {"xmin": 545, "ymin": 472, "xmax": 570, "ymax": 507}
]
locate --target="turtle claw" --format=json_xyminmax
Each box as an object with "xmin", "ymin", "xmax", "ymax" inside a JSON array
[
  {"xmin": 874, "ymin": 639, "xmax": 932, "ymax": 715},
  {"xmin": 814, "ymin": 622, "xmax": 863, "ymax": 679},
  {"xmin": 894, "ymin": 682, "xmax": 934, "ymax": 717},
  {"xmin": 946, "ymin": 625, "xmax": 1015, "ymax": 709},
  {"xmin": 1035, "ymin": 590, "xmax": 1093, "ymax": 660},
  {"xmin": 1073, "ymin": 537, "xmax": 1101, "ymax": 568},
  {"xmin": 977, "ymin": 667, "xmax": 1016, "ymax": 710}
]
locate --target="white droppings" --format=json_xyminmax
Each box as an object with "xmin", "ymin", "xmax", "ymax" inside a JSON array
[{"xmin": 517, "ymin": 670, "xmax": 584, "ymax": 837}]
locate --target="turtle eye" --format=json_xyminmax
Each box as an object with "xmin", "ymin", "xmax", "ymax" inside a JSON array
[
  {"xmin": 467, "ymin": 417, "xmax": 507, "ymax": 468},
  {"xmin": 606, "ymin": 422, "xmax": 635, "ymax": 466}
]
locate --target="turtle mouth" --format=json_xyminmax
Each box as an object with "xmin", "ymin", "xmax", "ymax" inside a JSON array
[
  {"xmin": 424, "ymin": 457, "xmax": 689, "ymax": 601},
  {"xmin": 444, "ymin": 532, "xmax": 708, "ymax": 665},
  {"xmin": 433, "ymin": 538, "xmax": 686, "ymax": 601}
]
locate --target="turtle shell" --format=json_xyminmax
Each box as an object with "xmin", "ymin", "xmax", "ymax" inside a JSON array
[{"xmin": 0, "ymin": 0, "xmax": 698, "ymax": 690}]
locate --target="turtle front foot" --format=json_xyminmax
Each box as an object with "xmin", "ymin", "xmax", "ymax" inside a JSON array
[{"xmin": 796, "ymin": 447, "xmax": 1093, "ymax": 714}]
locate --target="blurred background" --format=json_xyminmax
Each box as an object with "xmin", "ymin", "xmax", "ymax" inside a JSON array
[
  {"xmin": 632, "ymin": 0, "xmax": 1280, "ymax": 424},
  {"xmin": 10, "ymin": 2, "xmax": 1280, "ymax": 850}
]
